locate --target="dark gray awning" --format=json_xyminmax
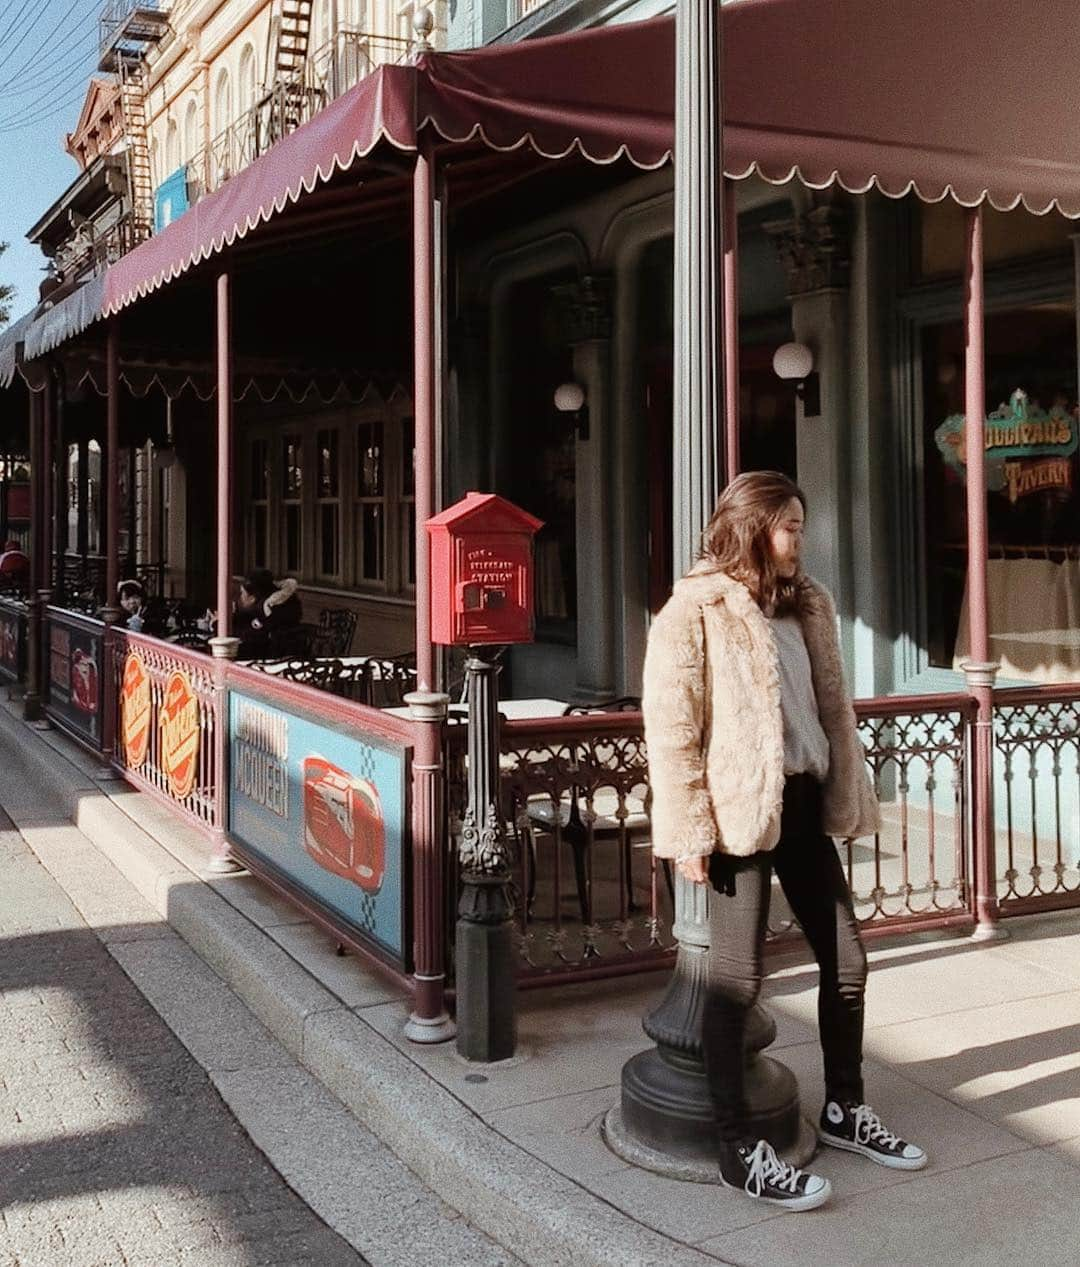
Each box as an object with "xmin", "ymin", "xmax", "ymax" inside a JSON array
[{"xmin": 0, "ymin": 310, "xmax": 38, "ymax": 389}]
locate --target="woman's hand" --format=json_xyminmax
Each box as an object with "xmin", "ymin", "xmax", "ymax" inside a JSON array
[{"xmin": 676, "ymin": 855, "xmax": 709, "ymax": 885}]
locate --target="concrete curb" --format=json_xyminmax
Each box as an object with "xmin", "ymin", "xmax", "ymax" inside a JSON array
[{"xmin": 0, "ymin": 702, "xmax": 724, "ymax": 1267}]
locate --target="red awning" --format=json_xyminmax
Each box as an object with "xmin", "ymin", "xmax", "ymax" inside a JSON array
[{"xmin": 85, "ymin": 0, "xmax": 1080, "ymax": 322}]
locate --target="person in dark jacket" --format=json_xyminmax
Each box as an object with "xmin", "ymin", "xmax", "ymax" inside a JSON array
[{"xmin": 234, "ymin": 569, "xmax": 302, "ymax": 659}]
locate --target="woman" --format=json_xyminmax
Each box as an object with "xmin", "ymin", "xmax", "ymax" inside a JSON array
[
  {"xmin": 234, "ymin": 568, "xmax": 302, "ymax": 659},
  {"xmin": 643, "ymin": 471, "xmax": 926, "ymax": 1212}
]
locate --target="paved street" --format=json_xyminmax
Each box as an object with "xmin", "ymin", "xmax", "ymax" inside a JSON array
[{"xmin": 0, "ymin": 808, "xmax": 367, "ymax": 1267}]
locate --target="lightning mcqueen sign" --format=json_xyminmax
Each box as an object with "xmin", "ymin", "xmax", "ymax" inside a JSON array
[{"xmin": 228, "ymin": 691, "xmax": 408, "ymax": 963}]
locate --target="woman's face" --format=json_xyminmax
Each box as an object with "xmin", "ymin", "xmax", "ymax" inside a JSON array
[
  {"xmin": 768, "ymin": 497, "xmax": 805, "ymax": 578},
  {"xmin": 120, "ymin": 592, "xmax": 141, "ymax": 614}
]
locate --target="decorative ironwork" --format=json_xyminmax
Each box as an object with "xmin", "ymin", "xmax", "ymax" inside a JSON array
[
  {"xmin": 845, "ymin": 697, "xmax": 974, "ymax": 926},
  {"xmin": 111, "ymin": 629, "xmax": 219, "ymax": 830},
  {"xmin": 994, "ymin": 686, "xmax": 1080, "ymax": 909}
]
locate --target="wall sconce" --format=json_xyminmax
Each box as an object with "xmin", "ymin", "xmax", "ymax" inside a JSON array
[
  {"xmin": 554, "ymin": 380, "xmax": 590, "ymax": 440},
  {"xmin": 772, "ymin": 342, "xmax": 821, "ymax": 418}
]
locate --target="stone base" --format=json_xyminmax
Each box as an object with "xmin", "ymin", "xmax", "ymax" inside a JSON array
[
  {"xmin": 971, "ymin": 921, "xmax": 1011, "ymax": 943},
  {"xmin": 602, "ymin": 1104, "xmax": 818, "ymax": 1181},
  {"xmin": 618, "ymin": 1045, "xmax": 806, "ymax": 1166},
  {"xmin": 404, "ymin": 1011, "xmax": 457, "ymax": 1044}
]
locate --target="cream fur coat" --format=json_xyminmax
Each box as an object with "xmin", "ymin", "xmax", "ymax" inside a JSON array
[{"xmin": 643, "ymin": 568, "xmax": 879, "ymax": 859}]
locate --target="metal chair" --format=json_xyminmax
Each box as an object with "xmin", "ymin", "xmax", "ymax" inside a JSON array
[{"xmin": 313, "ymin": 607, "xmax": 358, "ymax": 657}]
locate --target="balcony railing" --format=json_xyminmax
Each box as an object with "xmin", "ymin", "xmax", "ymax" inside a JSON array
[
  {"xmin": 99, "ymin": 0, "xmax": 171, "ymax": 66},
  {"xmin": 184, "ymin": 29, "xmax": 411, "ymax": 203},
  {"xmin": 54, "ymin": 212, "xmax": 140, "ymax": 285}
]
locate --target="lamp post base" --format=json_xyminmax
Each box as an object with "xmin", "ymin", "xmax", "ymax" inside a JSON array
[
  {"xmin": 603, "ymin": 1103, "xmax": 817, "ymax": 1181},
  {"xmin": 455, "ymin": 870, "xmax": 516, "ymax": 1063}
]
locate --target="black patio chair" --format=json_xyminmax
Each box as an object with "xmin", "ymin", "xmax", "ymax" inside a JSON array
[{"xmin": 313, "ymin": 607, "xmax": 358, "ymax": 657}]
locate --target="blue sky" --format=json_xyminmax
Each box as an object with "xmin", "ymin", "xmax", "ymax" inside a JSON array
[{"xmin": 0, "ymin": 0, "xmax": 101, "ymax": 326}]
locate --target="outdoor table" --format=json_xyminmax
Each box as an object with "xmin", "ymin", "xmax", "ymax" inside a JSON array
[{"xmin": 384, "ymin": 697, "xmax": 567, "ymax": 721}]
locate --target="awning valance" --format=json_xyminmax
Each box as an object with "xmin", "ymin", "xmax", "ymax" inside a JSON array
[{"xmin": 15, "ymin": 0, "xmax": 1080, "ymax": 355}]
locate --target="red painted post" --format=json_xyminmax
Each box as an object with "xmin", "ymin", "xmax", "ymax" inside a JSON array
[
  {"xmin": 208, "ymin": 266, "xmax": 240, "ymax": 873},
  {"xmin": 414, "ymin": 135, "xmax": 435, "ymax": 695},
  {"xmin": 962, "ymin": 206, "xmax": 1005, "ymax": 941},
  {"xmin": 103, "ymin": 326, "xmax": 121, "ymax": 623},
  {"xmin": 723, "ymin": 179, "xmax": 740, "ymax": 483},
  {"xmin": 216, "ymin": 269, "xmax": 234, "ymax": 643},
  {"xmin": 23, "ymin": 388, "xmax": 44, "ymax": 722},
  {"xmin": 404, "ymin": 135, "xmax": 454, "ymax": 1044},
  {"xmin": 41, "ymin": 370, "xmax": 55, "ymax": 603}
]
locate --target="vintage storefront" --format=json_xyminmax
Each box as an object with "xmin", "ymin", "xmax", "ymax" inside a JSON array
[{"xmin": 3, "ymin": 0, "xmax": 1080, "ymax": 1039}]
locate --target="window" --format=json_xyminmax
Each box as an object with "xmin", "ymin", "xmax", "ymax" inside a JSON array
[
  {"xmin": 316, "ymin": 428, "xmax": 340, "ymax": 579},
  {"xmin": 238, "ymin": 44, "xmax": 258, "ymax": 115},
  {"xmin": 165, "ymin": 118, "xmax": 179, "ymax": 176},
  {"xmin": 184, "ymin": 99, "xmax": 200, "ymax": 166},
  {"xmin": 281, "ymin": 434, "xmax": 303, "ymax": 574},
  {"xmin": 920, "ymin": 301, "xmax": 1080, "ymax": 683},
  {"xmin": 241, "ymin": 403, "xmax": 415, "ymax": 596},
  {"xmin": 400, "ymin": 415, "xmax": 415, "ymax": 587},
  {"xmin": 250, "ymin": 437, "xmax": 269, "ymax": 569},
  {"xmin": 355, "ymin": 416, "xmax": 385, "ymax": 584}
]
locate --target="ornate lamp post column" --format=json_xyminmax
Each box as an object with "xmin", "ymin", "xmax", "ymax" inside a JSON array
[{"xmin": 607, "ymin": 0, "xmax": 812, "ymax": 1175}]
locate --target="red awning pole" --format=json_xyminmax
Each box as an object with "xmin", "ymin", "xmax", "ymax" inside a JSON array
[
  {"xmin": 103, "ymin": 325, "xmax": 120, "ymax": 623},
  {"xmin": 41, "ymin": 365, "xmax": 54, "ymax": 604},
  {"xmin": 215, "ymin": 268, "xmax": 234, "ymax": 645},
  {"xmin": 962, "ymin": 206, "xmax": 1005, "ymax": 941},
  {"xmin": 24, "ymin": 386, "xmax": 44, "ymax": 721},
  {"xmin": 723, "ymin": 178, "xmax": 740, "ymax": 480},
  {"xmin": 404, "ymin": 131, "xmax": 454, "ymax": 1045}
]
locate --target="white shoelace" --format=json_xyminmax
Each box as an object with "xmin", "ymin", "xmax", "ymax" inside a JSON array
[
  {"xmin": 743, "ymin": 1139, "xmax": 802, "ymax": 1196},
  {"xmin": 852, "ymin": 1104, "xmax": 902, "ymax": 1151}
]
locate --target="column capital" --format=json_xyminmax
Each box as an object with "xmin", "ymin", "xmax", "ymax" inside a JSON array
[
  {"xmin": 764, "ymin": 200, "xmax": 853, "ymax": 297},
  {"xmin": 551, "ymin": 273, "xmax": 613, "ymax": 345}
]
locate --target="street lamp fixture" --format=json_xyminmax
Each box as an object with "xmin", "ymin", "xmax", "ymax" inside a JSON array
[{"xmin": 772, "ymin": 341, "xmax": 821, "ymax": 418}]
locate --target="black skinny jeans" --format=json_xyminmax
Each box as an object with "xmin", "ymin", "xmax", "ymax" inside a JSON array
[{"xmin": 703, "ymin": 773, "xmax": 867, "ymax": 1142}]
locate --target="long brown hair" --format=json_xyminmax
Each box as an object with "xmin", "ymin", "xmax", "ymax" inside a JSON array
[{"xmin": 699, "ymin": 470, "xmax": 806, "ymax": 614}]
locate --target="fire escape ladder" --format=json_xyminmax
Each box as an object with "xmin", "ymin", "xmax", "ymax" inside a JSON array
[
  {"xmin": 275, "ymin": 0, "xmax": 315, "ymax": 131},
  {"xmin": 118, "ymin": 55, "xmax": 154, "ymax": 244}
]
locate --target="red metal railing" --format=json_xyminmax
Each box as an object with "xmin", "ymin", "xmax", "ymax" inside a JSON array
[
  {"xmin": 993, "ymin": 682, "xmax": 1080, "ymax": 915},
  {"xmin": 445, "ymin": 693, "xmax": 985, "ymax": 982},
  {"xmin": 111, "ymin": 629, "xmax": 220, "ymax": 833}
]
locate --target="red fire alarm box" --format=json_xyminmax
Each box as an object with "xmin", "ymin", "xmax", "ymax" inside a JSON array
[{"xmin": 427, "ymin": 492, "xmax": 543, "ymax": 646}]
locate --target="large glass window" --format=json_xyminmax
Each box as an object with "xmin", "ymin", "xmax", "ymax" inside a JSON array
[
  {"xmin": 355, "ymin": 417, "xmax": 385, "ymax": 584},
  {"xmin": 316, "ymin": 428, "xmax": 340, "ymax": 579},
  {"xmin": 921, "ymin": 301, "xmax": 1080, "ymax": 682},
  {"xmin": 281, "ymin": 434, "xmax": 303, "ymax": 574}
]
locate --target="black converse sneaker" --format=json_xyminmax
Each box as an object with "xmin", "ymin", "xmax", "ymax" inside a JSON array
[
  {"xmin": 719, "ymin": 1138, "xmax": 832, "ymax": 1210},
  {"xmin": 818, "ymin": 1101, "xmax": 928, "ymax": 1170}
]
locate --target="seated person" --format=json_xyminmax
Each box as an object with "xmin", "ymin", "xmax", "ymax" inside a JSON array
[
  {"xmin": 235, "ymin": 569, "xmax": 302, "ymax": 658},
  {"xmin": 0, "ymin": 540, "xmax": 29, "ymax": 590},
  {"xmin": 118, "ymin": 579, "xmax": 162, "ymax": 634}
]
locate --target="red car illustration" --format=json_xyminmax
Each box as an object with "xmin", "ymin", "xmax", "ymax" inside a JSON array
[
  {"xmin": 71, "ymin": 648, "xmax": 99, "ymax": 714},
  {"xmin": 302, "ymin": 756, "xmax": 385, "ymax": 894}
]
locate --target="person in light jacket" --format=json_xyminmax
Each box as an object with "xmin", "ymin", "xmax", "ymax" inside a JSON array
[{"xmin": 643, "ymin": 470, "xmax": 927, "ymax": 1211}]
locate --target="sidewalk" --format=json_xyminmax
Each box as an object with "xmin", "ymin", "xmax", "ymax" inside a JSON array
[{"xmin": 3, "ymin": 697, "xmax": 1079, "ymax": 1267}]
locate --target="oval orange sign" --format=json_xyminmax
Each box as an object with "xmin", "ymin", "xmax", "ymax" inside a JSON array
[
  {"xmin": 159, "ymin": 669, "xmax": 200, "ymax": 800},
  {"xmin": 120, "ymin": 651, "xmax": 152, "ymax": 770}
]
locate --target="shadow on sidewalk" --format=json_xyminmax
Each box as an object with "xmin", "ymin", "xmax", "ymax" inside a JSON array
[{"xmin": 0, "ymin": 923, "xmax": 360, "ymax": 1264}]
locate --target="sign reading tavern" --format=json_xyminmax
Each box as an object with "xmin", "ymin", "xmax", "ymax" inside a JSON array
[{"xmin": 935, "ymin": 389, "xmax": 1078, "ymax": 503}]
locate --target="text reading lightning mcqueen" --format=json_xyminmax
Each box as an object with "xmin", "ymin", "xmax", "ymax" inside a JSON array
[{"xmin": 302, "ymin": 756, "xmax": 386, "ymax": 894}]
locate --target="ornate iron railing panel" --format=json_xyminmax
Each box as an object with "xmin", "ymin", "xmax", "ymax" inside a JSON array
[
  {"xmin": 447, "ymin": 714, "xmax": 674, "ymax": 980},
  {"xmin": 445, "ymin": 693, "xmax": 978, "ymax": 982},
  {"xmin": 994, "ymin": 684, "xmax": 1080, "ymax": 911},
  {"xmin": 842, "ymin": 694, "xmax": 974, "ymax": 928},
  {"xmin": 111, "ymin": 630, "xmax": 220, "ymax": 831}
]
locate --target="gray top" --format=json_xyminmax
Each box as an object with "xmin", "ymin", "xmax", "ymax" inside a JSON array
[{"xmin": 769, "ymin": 614, "xmax": 830, "ymax": 781}]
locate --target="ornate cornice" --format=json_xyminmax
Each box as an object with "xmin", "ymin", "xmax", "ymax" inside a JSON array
[{"xmin": 763, "ymin": 202, "xmax": 852, "ymax": 297}]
